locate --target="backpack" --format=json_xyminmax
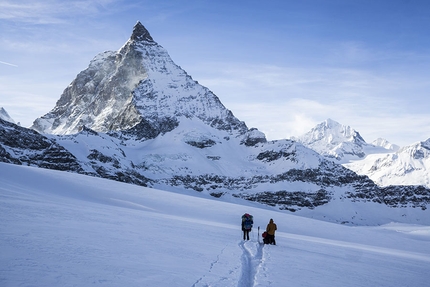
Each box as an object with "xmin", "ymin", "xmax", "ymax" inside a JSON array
[{"xmin": 242, "ymin": 213, "xmax": 253, "ymax": 230}]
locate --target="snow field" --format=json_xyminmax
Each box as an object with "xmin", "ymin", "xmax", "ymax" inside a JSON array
[{"xmin": 1, "ymin": 163, "xmax": 429, "ymax": 286}]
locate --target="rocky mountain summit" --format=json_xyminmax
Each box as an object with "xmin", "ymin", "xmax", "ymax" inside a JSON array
[
  {"xmin": 31, "ymin": 22, "xmax": 248, "ymax": 140},
  {"xmin": 1, "ymin": 23, "xmax": 428, "ymax": 225}
]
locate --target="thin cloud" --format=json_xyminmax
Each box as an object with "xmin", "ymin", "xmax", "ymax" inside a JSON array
[
  {"xmin": 0, "ymin": 60, "xmax": 18, "ymax": 67},
  {"xmin": 0, "ymin": 1, "xmax": 65, "ymax": 24},
  {"xmin": 0, "ymin": 0, "xmax": 120, "ymax": 24}
]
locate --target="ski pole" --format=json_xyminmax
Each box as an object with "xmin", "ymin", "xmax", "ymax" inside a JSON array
[{"xmin": 258, "ymin": 226, "xmax": 260, "ymax": 243}]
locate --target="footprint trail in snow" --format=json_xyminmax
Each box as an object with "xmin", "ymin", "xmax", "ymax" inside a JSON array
[{"xmin": 238, "ymin": 240, "xmax": 264, "ymax": 287}]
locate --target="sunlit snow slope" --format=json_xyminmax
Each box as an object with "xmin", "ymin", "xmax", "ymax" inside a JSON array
[{"xmin": 1, "ymin": 163, "xmax": 429, "ymax": 286}]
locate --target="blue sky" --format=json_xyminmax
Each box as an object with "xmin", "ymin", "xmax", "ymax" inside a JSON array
[{"xmin": 1, "ymin": 0, "xmax": 430, "ymax": 146}]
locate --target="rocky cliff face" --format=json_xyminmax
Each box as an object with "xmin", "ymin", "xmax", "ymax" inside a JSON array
[{"xmin": 0, "ymin": 119, "xmax": 82, "ymax": 172}]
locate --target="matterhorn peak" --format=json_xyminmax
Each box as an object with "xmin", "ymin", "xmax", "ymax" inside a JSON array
[
  {"xmin": 130, "ymin": 21, "xmax": 154, "ymax": 43},
  {"xmin": 31, "ymin": 22, "xmax": 248, "ymax": 139}
]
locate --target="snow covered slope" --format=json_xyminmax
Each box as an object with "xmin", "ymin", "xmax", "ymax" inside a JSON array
[{"xmin": 1, "ymin": 162, "xmax": 429, "ymax": 286}]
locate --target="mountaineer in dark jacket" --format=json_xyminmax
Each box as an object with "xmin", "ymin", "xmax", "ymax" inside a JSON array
[{"xmin": 241, "ymin": 213, "xmax": 253, "ymax": 240}]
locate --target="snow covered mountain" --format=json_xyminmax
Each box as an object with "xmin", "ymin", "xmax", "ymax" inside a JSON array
[
  {"xmin": 292, "ymin": 119, "xmax": 393, "ymax": 163},
  {"xmin": 1, "ymin": 23, "xmax": 429, "ymax": 225},
  {"xmin": 0, "ymin": 107, "xmax": 15, "ymax": 124},
  {"xmin": 293, "ymin": 119, "xmax": 430, "ymax": 188},
  {"xmin": 345, "ymin": 138, "xmax": 430, "ymax": 188},
  {"xmin": 6, "ymin": 115, "xmax": 430, "ymax": 224},
  {"xmin": 31, "ymin": 22, "xmax": 248, "ymax": 140}
]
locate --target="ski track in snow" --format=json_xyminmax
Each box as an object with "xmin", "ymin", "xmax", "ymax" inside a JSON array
[{"xmin": 238, "ymin": 241, "xmax": 264, "ymax": 287}]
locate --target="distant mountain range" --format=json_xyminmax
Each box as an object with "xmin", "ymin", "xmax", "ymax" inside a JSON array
[
  {"xmin": 294, "ymin": 118, "xmax": 430, "ymax": 188},
  {"xmin": 345, "ymin": 138, "xmax": 430, "ymax": 188},
  {"xmin": 1, "ymin": 22, "xmax": 429, "ymax": 225},
  {"xmin": 292, "ymin": 118, "xmax": 399, "ymax": 163}
]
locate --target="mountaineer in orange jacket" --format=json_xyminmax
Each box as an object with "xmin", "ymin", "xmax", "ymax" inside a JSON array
[{"xmin": 266, "ymin": 218, "xmax": 277, "ymax": 245}]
